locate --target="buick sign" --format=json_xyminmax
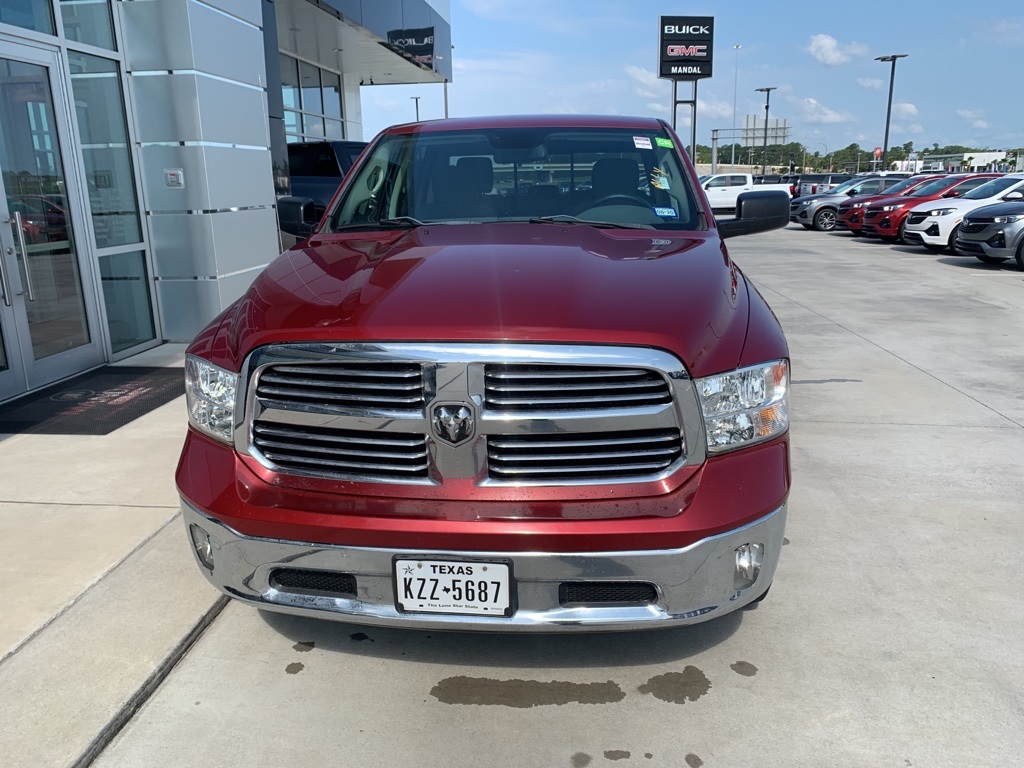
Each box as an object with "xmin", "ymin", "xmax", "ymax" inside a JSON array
[{"xmin": 659, "ymin": 16, "xmax": 714, "ymax": 80}]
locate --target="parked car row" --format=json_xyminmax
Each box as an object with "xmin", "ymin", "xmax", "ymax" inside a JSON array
[{"xmin": 788, "ymin": 172, "xmax": 1024, "ymax": 269}]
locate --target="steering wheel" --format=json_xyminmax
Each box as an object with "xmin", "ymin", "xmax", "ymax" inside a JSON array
[{"xmin": 585, "ymin": 194, "xmax": 651, "ymax": 209}]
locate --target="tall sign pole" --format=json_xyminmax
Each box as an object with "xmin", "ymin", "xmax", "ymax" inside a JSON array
[{"xmin": 659, "ymin": 16, "xmax": 714, "ymax": 162}]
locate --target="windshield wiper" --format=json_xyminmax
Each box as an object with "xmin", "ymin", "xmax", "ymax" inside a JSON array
[
  {"xmin": 332, "ymin": 216, "xmax": 425, "ymax": 232},
  {"xmin": 528, "ymin": 215, "xmax": 654, "ymax": 230}
]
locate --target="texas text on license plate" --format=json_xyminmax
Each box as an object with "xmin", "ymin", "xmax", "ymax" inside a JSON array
[{"xmin": 394, "ymin": 558, "xmax": 513, "ymax": 617}]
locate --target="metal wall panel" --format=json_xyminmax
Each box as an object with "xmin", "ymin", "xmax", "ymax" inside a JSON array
[
  {"xmin": 150, "ymin": 209, "xmax": 279, "ymax": 278},
  {"xmin": 131, "ymin": 73, "xmax": 269, "ymax": 147},
  {"xmin": 155, "ymin": 265, "xmax": 262, "ymax": 341},
  {"xmin": 200, "ymin": 0, "xmax": 263, "ymax": 26},
  {"xmin": 139, "ymin": 145, "xmax": 275, "ymax": 211}
]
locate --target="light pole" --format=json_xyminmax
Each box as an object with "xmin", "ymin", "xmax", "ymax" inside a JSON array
[
  {"xmin": 410, "ymin": 95, "xmax": 421, "ymax": 121},
  {"xmin": 731, "ymin": 44, "xmax": 741, "ymax": 169},
  {"xmin": 875, "ymin": 54, "xmax": 907, "ymax": 172},
  {"xmin": 755, "ymin": 87, "xmax": 776, "ymax": 175}
]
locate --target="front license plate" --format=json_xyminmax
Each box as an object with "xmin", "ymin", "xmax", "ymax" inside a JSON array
[{"xmin": 394, "ymin": 559, "xmax": 512, "ymax": 617}]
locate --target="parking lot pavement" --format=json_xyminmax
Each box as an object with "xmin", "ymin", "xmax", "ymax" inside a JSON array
[{"xmin": 7, "ymin": 229, "xmax": 1024, "ymax": 767}]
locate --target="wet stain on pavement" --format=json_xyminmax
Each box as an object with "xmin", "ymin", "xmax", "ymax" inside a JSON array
[
  {"xmin": 285, "ymin": 662, "xmax": 304, "ymax": 675},
  {"xmin": 350, "ymin": 632, "xmax": 373, "ymax": 642},
  {"xmin": 731, "ymin": 661, "xmax": 758, "ymax": 677},
  {"xmin": 571, "ymin": 754, "xmax": 592, "ymax": 767},
  {"xmin": 430, "ymin": 676, "xmax": 626, "ymax": 708},
  {"xmin": 685, "ymin": 754, "xmax": 704, "ymax": 767},
  {"xmin": 644, "ymin": 754, "xmax": 653, "ymax": 760},
  {"xmin": 292, "ymin": 641, "xmax": 315, "ymax": 652},
  {"xmin": 783, "ymin": 537, "xmax": 791, "ymax": 545},
  {"xmin": 637, "ymin": 667, "xmax": 711, "ymax": 704},
  {"xmin": 604, "ymin": 751, "xmax": 630, "ymax": 761}
]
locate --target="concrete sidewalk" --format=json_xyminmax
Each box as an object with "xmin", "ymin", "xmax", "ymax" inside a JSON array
[{"xmin": 0, "ymin": 344, "xmax": 223, "ymax": 768}]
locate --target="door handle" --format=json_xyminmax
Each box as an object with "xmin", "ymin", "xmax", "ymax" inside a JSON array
[
  {"xmin": 12, "ymin": 211, "xmax": 34, "ymax": 302},
  {"xmin": 1, "ymin": 220, "xmax": 14, "ymax": 307}
]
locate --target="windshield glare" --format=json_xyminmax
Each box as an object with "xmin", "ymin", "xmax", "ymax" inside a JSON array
[
  {"xmin": 329, "ymin": 127, "xmax": 701, "ymax": 231},
  {"xmin": 910, "ymin": 178, "xmax": 960, "ymax": 197},
  {"xmin": 883, "ymin": 176, "xmax": 922, "ymax": 195},
  {"xmin": 963, "ymin": 177, "xmax": 1020, "ymax": 200}
]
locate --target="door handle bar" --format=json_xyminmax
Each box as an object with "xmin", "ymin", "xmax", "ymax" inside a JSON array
[
  {"xmin": 12, "ymin": 211, "xmax": 34, "ymax": 302},
  {"xmin": 0, "ymin": 217, "xmax": 13, "ymax": 306}
]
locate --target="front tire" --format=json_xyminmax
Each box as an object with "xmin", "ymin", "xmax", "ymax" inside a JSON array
[
  {"xmin": 976, "ymin": 255, "xmax": 1007, "ymax": 265},
  {"xmin": 923, "ymin": 243, "xmax": 946, "ymax": 252},
  {"xmin": 897, "ymin": 220, "xmax": 907, "ymax": 244},
  {"xmin": 947, "ymin": 224, "xmax": 960, "ymax": 252},
  {"xmin": 1016, "ymin": 239, "xmax": 1024, "ymax": 272},
  {"xmin": 813, "ymin": 208, "xmax": 837, "ymax": 231}
]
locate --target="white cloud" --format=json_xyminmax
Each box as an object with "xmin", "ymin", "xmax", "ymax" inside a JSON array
[
  {"xmin": 857, "ymin": 77, "xmax": 884, "ymax": 90},
  {"xmin": 893, "ymin": 103, "xmax": 918, "ymax": 119},
  {"xmin": 625, "ymin": 65, "xmax": 666, "ymax": 100},
  {"xmin": 646, "ymin": 102, "xmax": 669, "ymax": 114},
  {"xmin": 806, "ymin": 34, "xmax": 868, "ymax": 66},
  {"xmin": 908, "ymin": 124, "xmax": 925, "ymax": 134},
  {"xmin": 799, "ymin": 97, "xmax": 851, "ymax": 124},
  {"xmin": 956, "ymin": 109, "xmax": 983, "ymax": 120},
  {"xmin": 972, "ymin": 119, "xmax": 990, "ymax": 129},
  {"xmin": 697, "ymin": 97, "xmax": 736, "ymax": 121}
]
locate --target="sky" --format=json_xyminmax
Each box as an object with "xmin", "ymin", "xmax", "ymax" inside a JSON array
[{"xmin": 359, "ymin": 0, "xmax": 1024, "ymax": 154}]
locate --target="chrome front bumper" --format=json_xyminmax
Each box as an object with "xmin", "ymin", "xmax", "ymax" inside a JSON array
[{"xmin": 181, "ymin": 501, "xmax": 786, "ymax": 632}]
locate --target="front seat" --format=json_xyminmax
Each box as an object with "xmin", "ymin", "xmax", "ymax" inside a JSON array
[
  {"xmin": 589, "ymin": 158, "xmax": 642, "ymax": 203},
  {"xmin": 427, "ymin": 157, "xmax": 496, "ymax": 220}
]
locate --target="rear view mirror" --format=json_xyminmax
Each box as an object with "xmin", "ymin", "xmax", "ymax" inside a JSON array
[
  {"xmin": 1003, "ymin": 191, "xmax": 1024, "ymax": 201},
  {"xmin": 278, "ymin": 196, "xmax": 319, "ymax": 237},
  {"xmin": 717, "ymin": 190, "xmax": 789, "ymax": 239}
]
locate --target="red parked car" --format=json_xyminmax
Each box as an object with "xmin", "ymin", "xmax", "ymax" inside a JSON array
[
  {"xmin": 835, "ymin": 175, "xmax": 942, "ymax": 236},
  {"xmin": 861, "ymin": 174, "xmax": 1001, "ymax": 242},
  {"xmin": 177, "ymin": 115, "xmax": 791, "ymax": 632}
]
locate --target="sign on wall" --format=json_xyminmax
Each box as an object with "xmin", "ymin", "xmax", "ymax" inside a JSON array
[{"xmin": 659, "ymin": 16, "xmax": 714, "ymax": 80}]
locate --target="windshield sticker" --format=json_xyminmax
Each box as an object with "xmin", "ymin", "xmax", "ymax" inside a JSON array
[
  {"xmin": 633, "ymin": 136, "xmax": 653, "ymax": 150},
  {"xmin": 655, "ymin": 207, "xmax": 678, "ymax": 218},
  {"xmin": 655, "ymin": 137, "xmax": 675, "ymax": 148},
  {"xmin": 650, "ymin": 168, "xmax": 671, "ymax": 191}
]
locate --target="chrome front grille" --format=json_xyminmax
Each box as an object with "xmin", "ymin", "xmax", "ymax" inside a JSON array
[
  {"xmin": 241, "ymin": 343, "xmax": 701, "ymax": 489},
  {"xmin": 252, "ymin": 422, "xmax": 429, "ymax": 480},
  {"xmin": 255, "ymin": 362, "xmax": 424, "ymax": 413},
  {"xmin": 907, "ymin": 213, "xmax": 928, "ymax": 225},
  {"xmin": 484, "ymin": 364, "xmax": 671, "ymax": 412},
  {"xmin": 488, "ymin": 428, "xmax": 683, "ymax": 482}
]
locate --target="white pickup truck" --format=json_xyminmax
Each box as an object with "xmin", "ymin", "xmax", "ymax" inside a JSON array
[{"xmin": 699, "ymin": 173, "xmax": 791, "ymax": 211}]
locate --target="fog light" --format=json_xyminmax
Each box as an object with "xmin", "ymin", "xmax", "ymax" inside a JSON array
[
  {"xmin": 988, "ymin": 231, "xmax": 1006, "ymax": 249},
  {"xmin": 734, "ymin": 543, "xmax": 764, "ymax": 590},
  {"xmin": 189, "ymin": 524, "xmax": 215, "ymax": 571}
]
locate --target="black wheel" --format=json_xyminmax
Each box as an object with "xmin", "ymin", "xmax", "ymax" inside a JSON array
[
  {"xmin": 800, "ymin": 223, "xmax": 812, "ymax": 229},
  {"xmin": 923, "ymin": 243, "xmax": 946, "ymax": 253},
  {"xmin": 849, "ymin": 229, "xmax": 862, "ymax": 237},
  {"xmin": 752, "ymin": 584, "xmax": 771, "ymax": 603},
  {"xmin": 1016, "ymin": 239, "xmax": 1024, "ymax": 272},
  {"xmin": 812, "ymin": 208, "xmax": 837, "ymax": 231},
  {"xmin": 976, "ymin": 255, "xmax": 1007, "ymax": 265},
  {"xmin": 947, "ymin": 224, "xmax": 960, "ymax": 251},
  {"xmin": 897, "ymin": 220, "xmax": 907, "ymax": 244}
]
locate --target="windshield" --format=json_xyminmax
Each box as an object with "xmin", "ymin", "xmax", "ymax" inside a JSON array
[
  {"xmin": 963, "ymin": 176, "xmax": 1022, "ymax": 200},
  {"xmin": 882, "ymin": 176, "xmax": 925, "ymax": 196},
  {"xmin": 328, "ymin": 127, "xmax": 701, "ymax": 231},
  {"xmin": 909, "ymin": 178, "xmax": 961, "ymax": 197}
]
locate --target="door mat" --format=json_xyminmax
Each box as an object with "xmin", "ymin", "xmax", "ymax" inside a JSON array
[{"xmin": 0, "ymin": 366, "xmax": 185, "ymax": 435}]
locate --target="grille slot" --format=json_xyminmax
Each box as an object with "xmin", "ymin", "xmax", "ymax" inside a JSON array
[
  {"xmin": 256, "ymin": 362, "xmax": 425, "ymax": 413},
  {"xmin": 559, "ymin": 581, "xmax": 658, "ymax": 605},
  {"xmin": 907, "ymin": 213, "xmax": 928, "ymax": 226},
  {"xmin": 271, "ymin": 568, "xmax": 356, "ymax": 596},
  {"xmin": 959, "ymin": 220, "xmax": 988, "ymax": 233},
  {"xmin": 253, "ymin": 422, "xmax": 429, "ymax": 480},
  {"xmin": 485, "ymin": 364, "xmax": 671, "ymax": 412},
  {"xmin": 488, "ymin": 428, "xmax": 682, "ymax": 482}
]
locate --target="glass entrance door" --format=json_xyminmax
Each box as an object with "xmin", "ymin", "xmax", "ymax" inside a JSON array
[{"xmin": 0, "ymin": 42, "xmax": 103, "ymax": 402}]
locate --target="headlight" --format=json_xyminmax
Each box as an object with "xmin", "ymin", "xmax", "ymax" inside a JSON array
[
  {"xmin": 697, "ymin": 360, "xmax": 789, "ymax": 454},
  {"xmin": 185, "ymin": 355, "xmax": 238, "ymax": 442},
  {"xmin": 926, "ymin": 208, "xmax": 957, "ymax": 217},
  {"xmin": 993, "ymin": 214, "xmax": 1024, "ymax": 224},
  {"xmin": 881, "ymin": 204, "xmax": 901, "ymax": 212},
  {"xmin": 850, "ymin": 201, "xmax": 869, "ymax": 208}
]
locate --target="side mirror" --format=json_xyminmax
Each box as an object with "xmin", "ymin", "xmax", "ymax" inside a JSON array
[
  {"xmin": 942, "ymin": 190, "xmax": 962, "ymax": 198},
  {"xmin": 847, "ymin": 189, "xmax": 858, "ymax": 196},
  {"xmin": 1003, "ymin": 191, "xmax": 1024, "ymax": 201},
  {"xmin": 278, "ymin": 196, "xmax": 319, "ymax": 236},
  {"xmin": 717, "ymin": 190, "xmax": 790, "ymax": 239}
]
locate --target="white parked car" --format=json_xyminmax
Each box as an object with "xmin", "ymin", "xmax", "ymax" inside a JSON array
[{"xmin": 902, "ymin": 174, "xmax": 1024, "ymax": 252}]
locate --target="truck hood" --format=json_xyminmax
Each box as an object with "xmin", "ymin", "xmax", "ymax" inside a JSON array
[{"xmin": 204, "ymin": 223, "xmax": 751, "ymax": 378}]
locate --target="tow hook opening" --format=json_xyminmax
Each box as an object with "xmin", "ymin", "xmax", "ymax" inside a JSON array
[
  {"xmin": 189, "ymin": 523, "xmax": 215, "ymax": 571},
  {"xmin": 734, "ymin": 542, "xmax": 764, "ymax": 591}
]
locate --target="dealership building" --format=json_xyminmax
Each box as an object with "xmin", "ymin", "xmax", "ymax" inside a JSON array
[{"xmin": 0, "ymin": 0, "xmax": 451, "ymax": 402}]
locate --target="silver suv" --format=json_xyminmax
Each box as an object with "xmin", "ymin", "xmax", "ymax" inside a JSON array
[
  {"xmin": 953, "ymin": 201, "xmax": 1024, "ymax": 270},
  {"xmin": 790, "ymin": 176, "xmax": 907, "ymax": 231}
]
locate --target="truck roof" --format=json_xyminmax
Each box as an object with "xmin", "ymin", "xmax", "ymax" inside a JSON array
[{"xmin": 386, "ymin": 114, "xmax": 668, "ymax": 134}]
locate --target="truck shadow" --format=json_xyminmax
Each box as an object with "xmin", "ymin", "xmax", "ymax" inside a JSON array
[{"xmin": 258, "ymin": 605, "xmax": 749, "ymax": 669}]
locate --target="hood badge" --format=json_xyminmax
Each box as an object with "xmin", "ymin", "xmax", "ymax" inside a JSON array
[{"xmin": 431, "ymin": 404, "xmax": 475, "ymax": 445}]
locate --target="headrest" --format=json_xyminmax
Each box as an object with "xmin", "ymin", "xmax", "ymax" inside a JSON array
[
  {"xmin": 456, "ymin": 156, "xmax": 494, "ymax": 194},
  {"xmin": 591, "ymin": 158, "xmax": 639, "ymax": 195}
]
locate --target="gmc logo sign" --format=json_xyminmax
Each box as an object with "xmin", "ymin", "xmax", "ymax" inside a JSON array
[{"xmin": 666, "ymin": 44, "xmax": 707, "ymax": 57}]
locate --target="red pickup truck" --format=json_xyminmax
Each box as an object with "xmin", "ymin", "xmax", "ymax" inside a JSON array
[{"xmin": 177, "ymin": 115, "xmax": 791, "ymax": 631}]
